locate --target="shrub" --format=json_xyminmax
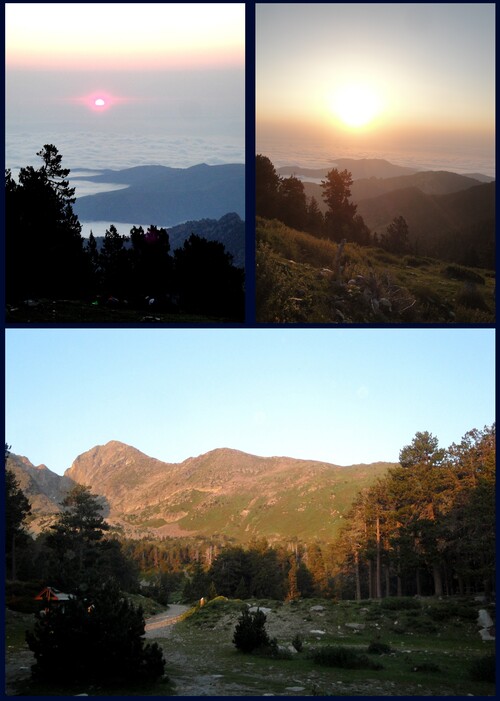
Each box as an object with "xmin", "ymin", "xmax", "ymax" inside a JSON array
[
  {"xmin": 427, "ymin": 601, "xmax": 477, "ymax": 622},
  {"xmin": 442, "ymin": 264, "xmax": 485, "ymax": 285},
  {"xmin": 312, "ymin": 645, "xmax": 382, "ymax": 670},
  {"xmin": 26, "ymin": 581, "xmax": 166, "ymax": 685},
  {"xmin": 455, "ymin": 283, "xmax": 489, "ymax": 311},
  {"xmin": 469, "ymin": 654, "xmax": 496, "ymax": 683},
  {"xmin": 368, "ymin": 640, "xmax": 392, "ymax": 654},
  {"xmin": 233, "ymin": 606, "xmax": 271, "ymax": 653}
]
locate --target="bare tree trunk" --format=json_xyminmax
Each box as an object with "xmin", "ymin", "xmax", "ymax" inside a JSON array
[
  {"xmin": 376, "ymin": 516, "xmax": 382, "ymax": 599},
  {"xmin": 354, "ymin": 551, "xmax": 361, "ymax": 601},
  {"xmin": 367, "ymin": 560, "xmax": 373, "ymax": 599},
  {"xmin": 433, "ymin": 563, "xmax": 443, "ymax": 596},
  {"xmin": 11, "ymin": 534, "xmax": 16, "ymax": 581}
]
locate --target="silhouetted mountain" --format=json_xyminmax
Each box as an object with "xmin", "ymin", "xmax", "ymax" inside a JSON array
[
  {"xmin": 8, "ymin": 442, "xmax": 394, "ymax": 541},
  {"xmin": 74, "ymin": 163, "xmax": 245, "ymax": 225}
]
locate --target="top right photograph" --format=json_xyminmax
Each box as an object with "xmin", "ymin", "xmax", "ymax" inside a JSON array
[{"xmin": 255, "ymin": 3, "xmax": 495, "ymax": 324}]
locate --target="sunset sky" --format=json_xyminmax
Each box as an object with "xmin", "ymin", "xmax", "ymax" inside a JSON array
[
  {"xmin": 6, "ymin": 328, "xmax": 495, "ymax": 476},
  {"xmin": 5, "ymin": 3, "xmax": 245, "ymax": 154},
  {"xmin": 256, "ymin": 3, "xmax": 494, "ymax": 162}
]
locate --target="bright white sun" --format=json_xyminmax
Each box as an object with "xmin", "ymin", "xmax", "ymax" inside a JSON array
[
  {"xmin": 332, "ymin": 85, "xmax": 382, "ymax": 128},
  {"xmin": 94, "ymin": 98, "xmax": 106, "ymax": 107}
]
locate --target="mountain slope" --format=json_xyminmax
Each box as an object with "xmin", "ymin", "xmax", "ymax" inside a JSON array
[
  {"xmin": 8, "ymin": 442, "xmax": 394, "ymax": 542},
  {"xmin": 303, "ymin": 180, "xmax": 494, "ymax": 268},
  {"xmin": 74, "ymin": 163, "xmax": 245, "ymax": 225}
]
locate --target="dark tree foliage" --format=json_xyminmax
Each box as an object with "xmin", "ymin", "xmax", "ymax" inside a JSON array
[
  {"xmin": 381, "ymin": 215, "xmax": 410, "ymax": 254},
  {"xmin": 6, "ymin": 145, "xmax": 91, "ymax": 301},
  {"xmin": 98, "ymin": 225, "xmax": 132, "ymax": 298},
  {"xmin": 26, "ymin": 580, "xmax": 165, "ymax": 685},
  {"xmin": 321, "ymin": 168, "xmax": 358, "ymax": 242},
  {"xmin": 232, "ymin": 606, "xmax": 271, "ymax": 653},
  {"xmin": 277, "ymin": 175, "xmax": 308, "ymax": 231},
  {"xmin": 256, "ymin": 154, "xmax": 281, "ymax": 219},
  {"xmin": 5, "ymin": 451, "xmax": 32, "ymax": 580},
  {"xmin": 45, "ymin": 485, "xmax": 137, "ymax": 592},
  {"xmin": 173, "ymin": 234, "xmax": 244, "ymax": 319},
  {"xmin": 129, "ymin": 225, "xmax": 173, "ymax": 301}
]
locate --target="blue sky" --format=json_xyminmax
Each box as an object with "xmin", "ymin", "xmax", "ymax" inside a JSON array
[{"xmin": 5, "ymin": 328, "xmax": 495, "ymax": 475}]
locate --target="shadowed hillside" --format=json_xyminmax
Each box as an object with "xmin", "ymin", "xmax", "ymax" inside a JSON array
[{"xmin": 256, "ymin": 217, "xmax": 495, "ymax": 323}]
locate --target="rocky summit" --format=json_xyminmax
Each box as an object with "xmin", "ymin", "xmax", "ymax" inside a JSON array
[{"xmin": 8, "ymin": 441, "xmax": 394, "ymax": 541}]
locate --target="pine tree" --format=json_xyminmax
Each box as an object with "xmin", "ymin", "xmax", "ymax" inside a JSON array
[{"xmin": 26, "ymin": 580, "xmax": 165, "ymax": 685}]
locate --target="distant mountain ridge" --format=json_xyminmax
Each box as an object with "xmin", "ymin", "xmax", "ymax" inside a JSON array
[
  {"xmin": 7, "ymin": 442, "xmax": 394, "ymax": 542},
  {"xmin": 74, "ymin": 163, "xmax": 245, "ymax": 226},
  {"xmin": 277, "ymin": 158, "xmax": 494, "ymax": 183}
]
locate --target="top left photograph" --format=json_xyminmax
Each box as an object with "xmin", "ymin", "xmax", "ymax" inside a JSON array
[{"xmin": 5, "ymin": 2, "xmax": 246, "ymax": 324}]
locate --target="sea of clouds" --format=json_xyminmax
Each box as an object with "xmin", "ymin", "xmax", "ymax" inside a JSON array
[
  {"xmin": 257, "ymin": 138, "xmax": 495, "ymax": 179},
  {"xmin": 6, "ymin": 128, "xmax": 244, "ymax": 173}
]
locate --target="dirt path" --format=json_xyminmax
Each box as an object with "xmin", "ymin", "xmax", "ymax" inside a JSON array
[{"xmin": 144, "ymin": 604, "xmax": 190, "ymax": 638}]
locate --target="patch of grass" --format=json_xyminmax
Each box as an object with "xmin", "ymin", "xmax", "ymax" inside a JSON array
[
  {"xmin": 312, "ymin": 645, "xmax": 383, "ymax": 670},
  {"xmin": 442, "ymin": 264, "xmax": 486, "ymax": 284}
]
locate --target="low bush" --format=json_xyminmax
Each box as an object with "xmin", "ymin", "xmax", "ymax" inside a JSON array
[
  {"xmin": 427, "ymin": 601, "xmax": 477, "ymax": 622},
  {"xmin": 367, "ymin": 640, "xmax": 392, "ymax": 654},
  {"xmin": 442, "ymin": 264, "xmax": 485, "ymax": 285},
  {"xmin": 233, "ymin": 606, "xmax": 271, "ymax": 653},
  {"xmin": 455, "ymin": 283, "xmax": 489, "ymax": 311},
  {"xmin": 469, "ymin": 654, "xmax": 496, "ymax": 683},
  {"xmin": 292, "ymin": 633, "xmax": 303, "ymax": 652},
  {"xmin": 312, "ymin": 645, "xmax": 383, "ymax": 670}
]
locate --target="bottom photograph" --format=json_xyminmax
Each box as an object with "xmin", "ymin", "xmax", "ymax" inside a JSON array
[{"xmin": 4, "ymin": 327, "xmax": 496, "ymax": 697}]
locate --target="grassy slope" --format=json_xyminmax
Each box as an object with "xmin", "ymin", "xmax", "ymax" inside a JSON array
[
  {"xmin": 121, "ymin": 461, "xmax": 391, "ymax": 543},
  {"xmin": 256, "ymin": 217, "xmax": 495, "ymax": 323}
]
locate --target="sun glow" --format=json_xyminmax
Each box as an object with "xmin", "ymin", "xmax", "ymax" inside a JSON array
[{"xmin": 331, "ymin": 84, "xmax": 383, "ymax": 129}]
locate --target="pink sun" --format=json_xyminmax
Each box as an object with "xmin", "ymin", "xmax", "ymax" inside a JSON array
[{"xmin": 94, "ymin": 97, "xmax": 106, "ymax": 107}]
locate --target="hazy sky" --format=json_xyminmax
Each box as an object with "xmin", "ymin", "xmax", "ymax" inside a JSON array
[
  {"xmin": 6, "ymin": 3, "xmax": 244, "ymax": 142},
  {"xmin": 256, "ymin": 3, "xmax": 495, "ymax": 157},
  {"xmin": 5, "ymin": 328, "xmax": 495, "ymax": 476}
]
